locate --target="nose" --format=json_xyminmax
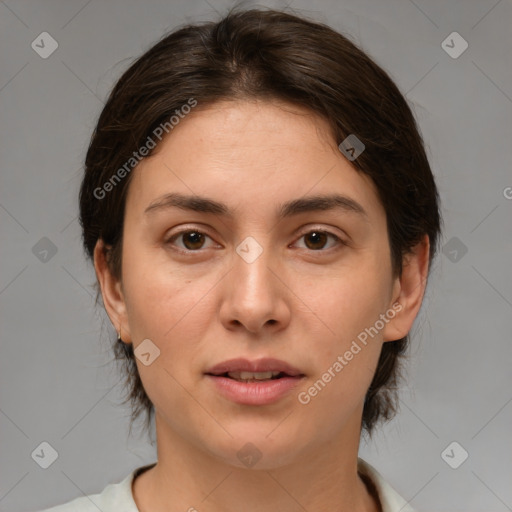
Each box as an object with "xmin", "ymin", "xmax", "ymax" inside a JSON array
[{"xmin": 219, "ymin": 241, "xmax": 291, "ymax": 335}]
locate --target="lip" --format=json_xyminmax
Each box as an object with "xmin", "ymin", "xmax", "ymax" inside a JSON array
[
  {"xmin": 205, "ymin": 357, "xmax": 303, "ymax": 376},
  {"xmin": 205, "ymin": 358, "xmax": 305, "ymax": 406}
]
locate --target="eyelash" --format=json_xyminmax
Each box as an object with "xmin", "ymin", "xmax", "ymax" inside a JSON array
[{"xmin": 165, "ymin": 227, "xmax": 346, "ymax": 253}]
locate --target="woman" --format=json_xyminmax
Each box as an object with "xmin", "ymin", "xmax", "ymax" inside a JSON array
[{"xmin": 41, "ymin": 7, "xmax": 441, "ymax": 512}]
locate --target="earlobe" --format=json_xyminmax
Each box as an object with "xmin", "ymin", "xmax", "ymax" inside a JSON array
[
  {"xmin": 382, "ymin": 234, "xmax": 430, "ymax": 342},
  {"xmin": 93, "ymin": 240, "xmax": 132, "ymax": 343}
]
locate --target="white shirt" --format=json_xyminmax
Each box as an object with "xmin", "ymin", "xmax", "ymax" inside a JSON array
[{"xmin": 38, "ymin": 458, "xmax": 415, "ymax": 512}]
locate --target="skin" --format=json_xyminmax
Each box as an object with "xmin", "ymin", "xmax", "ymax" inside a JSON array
[{"xmin": 94, "ymin": 99, "xmax": 430, "ymax": 512}]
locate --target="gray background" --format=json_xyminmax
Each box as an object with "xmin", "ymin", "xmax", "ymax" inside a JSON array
[{"xmin": 1, "ymin": 1, "xmax": 511, "ymax": 511}]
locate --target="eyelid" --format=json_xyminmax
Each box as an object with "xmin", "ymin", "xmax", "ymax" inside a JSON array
[{"xmin": 295, "ymin": 224, "xmax": 347, "ymax": 238}]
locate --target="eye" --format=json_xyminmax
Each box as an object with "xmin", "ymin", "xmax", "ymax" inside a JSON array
[
  {"xmin": 166, "ymin": 229, "xmax": 217, "ymax": 251},
  {"xmin": 293, "ymin": 229, "xmax": 344, "ymax": 251},
  {"xmin": 165, "ymin": 227, "xmax": 345, "ymax": 253}
]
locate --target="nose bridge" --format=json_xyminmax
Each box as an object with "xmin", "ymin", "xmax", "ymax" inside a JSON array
[{"xmin": 233, "ymin": 234, "xmax": 275, "ymax": 302}]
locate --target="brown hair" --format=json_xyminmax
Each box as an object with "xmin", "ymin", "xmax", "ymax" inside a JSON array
[{"xmin": 79, "ymin": 7, "xmax": 442, "ymax": 439}]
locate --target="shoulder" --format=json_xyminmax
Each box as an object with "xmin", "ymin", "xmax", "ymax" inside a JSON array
[
  {"xmin": 36, "ymin": 463, "xmax": 156, "ymax": 512},
  {"xmin": 357, "ymin": 458, "xmax": 416, "ymax": 512}
]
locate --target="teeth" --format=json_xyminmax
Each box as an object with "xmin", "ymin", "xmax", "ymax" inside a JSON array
[{"xmin": 227, "ymin": 371, "xmax": 281, "ymax": 381}]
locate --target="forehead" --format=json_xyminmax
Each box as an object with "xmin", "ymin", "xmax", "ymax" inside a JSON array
[{"xmin": 126, "ymin": 100, "xmax": 385, "ymax": 223}]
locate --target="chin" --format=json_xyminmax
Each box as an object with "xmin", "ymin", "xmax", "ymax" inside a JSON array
[{"xmin": 201, "ymin": 422, "xmax": 314, "ymax": 470}]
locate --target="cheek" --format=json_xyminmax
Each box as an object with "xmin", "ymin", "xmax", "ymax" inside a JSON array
[
  {"xmin": 120, "ymin": 261, "xmax": 213, "ymax": 411},
  {"xmin": 296, "ymin": 272, "xmax": 388, "ymax": 424},
  {"xmin": 121, "ymin": 243, "xmax": 207, "ymax": 338},
  {"xmin": 295, "ymin": 259, "xmax": 391, "ymax": 399},
  {"xmin": 304, "ymin": 265, "xmax": 391, "ymax": 340}
]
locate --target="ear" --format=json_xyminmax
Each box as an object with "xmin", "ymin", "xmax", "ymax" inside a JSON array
[
  {"xmin": 382, "ymin": 234, "xmax": 430, "ymax": 342},
  {"xmin": 93, "ymin": 239, "xmax": 132, "ymax": 344}
]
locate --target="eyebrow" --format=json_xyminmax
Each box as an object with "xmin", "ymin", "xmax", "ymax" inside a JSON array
[{"xmin": 144, "ymin": 192, "xmax": 368, "ymax": 219}]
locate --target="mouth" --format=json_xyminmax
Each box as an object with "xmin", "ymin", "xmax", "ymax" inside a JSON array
[
  {"xmin": 205, "ymin": 357, "xmax": 305, "ymax": 380},
  {"xmin": 204, "ymin": 358, "xmax": 305, "ymax": 405},
  {"xmin": 207, "ymin": 370, "xmax": 296, "ymax": 382}
]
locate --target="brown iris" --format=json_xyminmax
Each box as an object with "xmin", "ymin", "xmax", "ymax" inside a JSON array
[
  {"xmin": 182, "ymin": 231, "xmax": 206, "ymax": 250},
  {"xmin": 304, "ymin": 231, "xmax": 329, "ymax": 250}
]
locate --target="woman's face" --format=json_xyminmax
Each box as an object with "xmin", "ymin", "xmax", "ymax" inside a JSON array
[{"xmin": 98, "ymin": 99, "xmax": 419, "ymax": 469}]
